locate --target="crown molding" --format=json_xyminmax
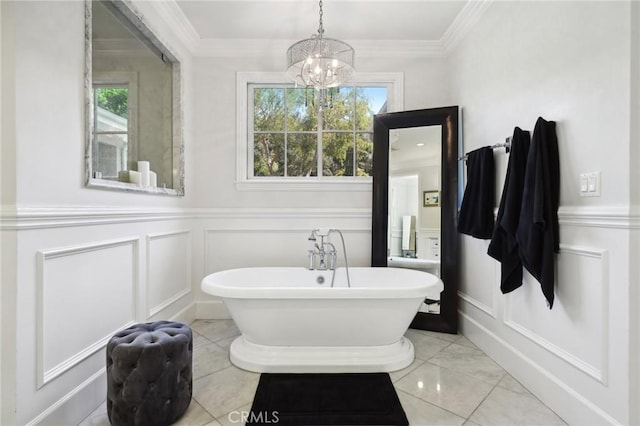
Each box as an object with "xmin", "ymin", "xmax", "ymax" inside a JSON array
[
  {"xmin": 441, "ymin": 0, "xmax": 493, "ymax": 53},
  {"xmin": 145, "ymin": 0, "xmax": 200, "ymax": 54},
  {"xmin": 147, "ymin": 0, "xmax": 492, "ymax": 58}
]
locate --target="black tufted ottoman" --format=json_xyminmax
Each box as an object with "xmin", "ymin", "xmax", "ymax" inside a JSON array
[{"xmin": 106, "ymin": 321, "xmax": 193, "ymax": 425}]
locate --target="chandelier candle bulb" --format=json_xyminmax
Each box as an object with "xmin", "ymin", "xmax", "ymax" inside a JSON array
[
  {"xmin": 286, "ymin": 0, "xmax": 355, "ymax": 90},
  {"xmin": 137, "ymin": 161, "xmax": 150, "ymax": 186}
]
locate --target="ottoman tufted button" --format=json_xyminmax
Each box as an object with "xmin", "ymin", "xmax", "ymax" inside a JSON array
[{"xmin": 106, "ymin": 321, "xmax": 192, "ymax": 426}]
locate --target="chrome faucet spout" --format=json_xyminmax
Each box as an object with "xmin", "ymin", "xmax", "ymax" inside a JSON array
[{"xmin": 305, "ymin": 229, "xmax": 351, "ymax": 288}]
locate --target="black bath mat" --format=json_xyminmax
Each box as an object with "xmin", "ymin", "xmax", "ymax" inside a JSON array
[{"xmin": 246, "ymin": 372, "xmax": 408, "ymax": 425}]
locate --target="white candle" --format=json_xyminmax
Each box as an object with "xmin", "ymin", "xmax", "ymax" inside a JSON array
[
  {"xmin": 129, "ymin": 170, "xmax": 142, "ymax": 186},
  {"xmin": 137, "ymin": 161, "xmax": 150, "ymax": 186},
  {"xmin": 149, "ymin": 171, "xmax": 157, "ymax": 187}
]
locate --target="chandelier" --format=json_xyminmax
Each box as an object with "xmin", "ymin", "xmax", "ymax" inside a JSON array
[{"xmin": 286, "ymin": 0, "xmax": 355, "ymax": 91}]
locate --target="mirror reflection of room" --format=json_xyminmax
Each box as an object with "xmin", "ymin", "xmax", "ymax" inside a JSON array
[
  {"xmin": 387, "ymin": 126, "xmax": 442, "ymax": 313},
  {"xmin": 91, "ymin": 0, "xmax": 176, "ymax": 190}
]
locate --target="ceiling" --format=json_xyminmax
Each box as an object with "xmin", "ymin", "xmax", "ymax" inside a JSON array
[
  {"xmin": 390, "ymin": 126, "xmax": 441, "ymax": 167},
  {"xmin": 175, "ymin": 1, "xmax": 468, "ymax": 42},
  {"xmin": 160, "ymin": 0, "xmax": 488, "ymax": 56}
]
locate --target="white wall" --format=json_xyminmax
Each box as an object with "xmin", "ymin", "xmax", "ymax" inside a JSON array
[
  {"xmin": 448, "ymin": 1, "xmax": 638, "ymax": 424},
  {"xmin": 1, "ymin": 2, "xmax": 453, "ymax": 423},
  {"xmin": 189, "ymin": 53, "xmax": 452, "ymax": 312},
  {"xmin": 5, "ymin": 0, "xmax": 638, "ymax": 424},
  {"xmin": 1, "ymin": 1, "xmax": 197, "ymax": 424},
  {"xmin": 189, "ymin": 55, "xmax": 450, "ymax": 209}
]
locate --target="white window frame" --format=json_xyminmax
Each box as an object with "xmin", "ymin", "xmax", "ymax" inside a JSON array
[
  {"xmin": 92, "ymin": 72, "xmax": 138, "ymax": 177},
  {"xmin": 236, "ymin": 72, "xmax": 404, "ymax": 191}
]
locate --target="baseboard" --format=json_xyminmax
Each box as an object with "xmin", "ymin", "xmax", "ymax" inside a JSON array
[
  {"xmin": 195, "ymin": 300, "xmax": 231, "ymax": 319},
  {"xmin": 27, "ymin": 302, "xmax": 199, "ymax": 426},
  {"xmin": 169, "ymin": 301, "xmax": 197, "ymax": 325},
  {"xmin": 460, "ymin": 312, "xmax": 622, "ymax": 426},
  {"xmin": 26, "ymin": 369, "xmax": 106, "ymax": 426}
]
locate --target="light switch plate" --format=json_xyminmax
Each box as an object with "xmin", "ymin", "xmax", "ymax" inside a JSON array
[{"xmin": 580, "ymin": 171, "xmax": 601, "ymax": 197}]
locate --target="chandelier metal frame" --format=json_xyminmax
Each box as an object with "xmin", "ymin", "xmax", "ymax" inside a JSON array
[{"xmin": 286, "ymin": 0, "xmax": 355, "ymax": 90}]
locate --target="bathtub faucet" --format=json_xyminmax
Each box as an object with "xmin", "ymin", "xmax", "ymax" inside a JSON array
[
  {"xmin": 307, "ymin": 228, "xmax": 337, "ymax": 271},
  {"xmin": 307, "ymin": 228, "xmax": 351, "ymax": 288}
]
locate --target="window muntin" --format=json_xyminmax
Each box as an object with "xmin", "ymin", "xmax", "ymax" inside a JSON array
[{"xmin": 250, "ymin": 85, "xmax": 387, "ymax": 179}]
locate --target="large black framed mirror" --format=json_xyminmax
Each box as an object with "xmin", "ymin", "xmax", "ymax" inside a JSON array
[{"xmin": 372, "ymin": 107, "xmax": 459, "ymax": 334}]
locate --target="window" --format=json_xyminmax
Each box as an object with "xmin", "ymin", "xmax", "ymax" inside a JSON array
[
  {"xmin": 237, "ymin": 72, "xmax": 404, "ymax": 191},
  {"xmin": 92, "ymin": 85, "xmax": 129, "ymax": 178},
  {"xmin": 251, "ymin": 85, "xmax": 387, "ymax": 178}
]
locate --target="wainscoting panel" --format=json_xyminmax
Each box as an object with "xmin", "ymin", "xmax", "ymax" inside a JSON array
[
  {"xmin": 458, "ymin": 236, "xmax": 497, "ymax": 317},
  {"xmin": 146, "ymin": 230, "xmax": 191, "ymax": 318},
  {"xmin": 204, "ymin": 228, "xmax": 372, "ymax": 275},
  {"xmin": 504, "ymin": 244, "xmax": 609, "ymax": 383},
  {"xmin": 36, "ymin": 237, "xmax": 139, "ymax": 388}
]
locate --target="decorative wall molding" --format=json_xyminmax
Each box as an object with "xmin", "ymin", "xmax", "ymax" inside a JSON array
[
  {"xmin": 1, "ymin": 206, "xmax": 373, "ymax": 230},
  {"xmin": 146, "ymin": 230, "xmax": 192, "ymax": 318},
  {"xmin": 203, "ymin": 227, "xmax": 371, "ymax": 276},
  {"xmin": 36, "ymin": 237, "xmax": 139, "ymax": 388},
  {"xmin": 145, "ymin": 0, "xmax": 493, "ymax": 58},
  {"xmin": 460, "ymin": 312, "xmax": 621, "ymax": 426},
  {"xmin": 4, "ymin": 205, "xmax": 637, "ymax": 230},
  {"xmin": 558, "ymin": 205, "xmax": 640, "ymax": 229},
  {"xmin": 26, "ymin": 368, "xmax": 106, "ymax": 426},
  {"xmin": 503, "ymin": 244, "xmax": 609, "ymax": 384},
  {"xmin": 458, "ymin": 290, "xmax": 497, "ymax": 318},
  {"xmin": 442, "ymin": 0, "xmax": 493, "ymax": 53},
  {"xmin": 26, "ymin": 302, "xmax": 196, "ymax": 426},
  {"xmin": 147, "ymin": 0, "xmax": 200, "ymax": 53}
]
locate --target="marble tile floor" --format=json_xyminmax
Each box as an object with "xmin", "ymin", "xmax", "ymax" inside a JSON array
[{"xmin": 79, "ymin": 319, "xmax": 566, "ymax": 426}]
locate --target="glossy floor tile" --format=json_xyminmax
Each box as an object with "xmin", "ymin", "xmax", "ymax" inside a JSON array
[{"xmin": 79, "ymin": 319, "xmax": 566, "ymax": 426}]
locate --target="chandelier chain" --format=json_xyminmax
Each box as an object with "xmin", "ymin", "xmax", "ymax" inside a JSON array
[{"xmin": 317, "ymin": 0, "xmax": 324, "ymax": 36}]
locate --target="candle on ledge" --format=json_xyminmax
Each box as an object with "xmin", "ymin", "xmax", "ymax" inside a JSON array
[{"xmin": 137, "ymin": 161, "xmax": 150, "ymax": 186}]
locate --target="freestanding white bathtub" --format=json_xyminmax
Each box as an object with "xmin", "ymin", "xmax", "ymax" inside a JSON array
[{"xmin": 201, "ymin": 266, "xmax": 443, "ymax": 373}]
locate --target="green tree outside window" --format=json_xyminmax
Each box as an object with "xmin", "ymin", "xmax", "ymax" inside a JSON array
[{"xmin": 252, "ymin": 85, "xmax": 385, "ymax": 178}]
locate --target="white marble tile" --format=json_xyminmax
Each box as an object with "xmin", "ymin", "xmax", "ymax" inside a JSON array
[
  {"xmin": 468, "ymin": 386, "xmax": 566, "ymax": 425},
  {"xmin": 390, "ymin": 357, "xmax": 426, "ymax": 383},
  {"xmin": 405, "ymin": 329, "xmax": 452, "ymax": 360},
  {"xmin": 203, "ymin": 421, "xmax": 223, "ymax": 426},
  {"xmin": 396, "ymin": 390, "xmax": 466, "ymax": 426},
  {"xmin": 455, "ymin": 336, "xmax": 478, "ymax": 349},
  {"xmin": 411, "ymin": 328, "xmax": 462, "ymax": 343},
  {"xmin": 215, "ymin": 335, "xmax": 239, "ymax": 350},
  {"xmin": 217, "ymin": 403, "xmax": 253, "ymax": 426},
  {"xmin": 463, "ymin": 420, "xmax": 483, "ymax": 426},
  {"xmin": 77, "ymin": 401, "xmax": 108, "ymax": 426},
  {"xmin": 395, "ymin": 362, "xmax": 495, "ymax": 418},
  {"xmin": 191, "ymin": 320, "xmax": 240, "ymax": 343},
  {"xmin": 193, "ymin": 342, "xmax": 232, "ymax": 380},
  {"xmin": 193, "ymin": 331, "xmax": 213, "ymax": 348},
  {"xmin": 496, "ymin": 373, "xmax": 530, "ymax": 394},
  {"xmin": 428, "ymin": 343, "xmax": 506, "ymax": 385},
  {"xmin": 174, "ymin": 400, "xmax": 215, "ymax": 426},
  {"xmin": 193, "ymin": 366, "xmax": 260, "ymax": 419}
]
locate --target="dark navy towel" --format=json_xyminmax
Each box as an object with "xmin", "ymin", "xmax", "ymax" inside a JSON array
[
  {"xmin": 516, "ymin": 117, "xmax": 560, "ymax": 308},
  {"xmin": 458, "ymin": 146, "xmax": 495, "ymax": 239},
  {"xmin": 487, "ymin": 128, "xmax": 531, "ymax": 294}
]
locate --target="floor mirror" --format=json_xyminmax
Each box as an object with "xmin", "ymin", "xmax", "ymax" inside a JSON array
[{"xmin": 371, "ymin": 107, "xmax": 459, "ymax": 334}]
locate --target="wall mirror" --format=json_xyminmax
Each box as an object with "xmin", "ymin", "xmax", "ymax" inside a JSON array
[
  {"xmin": 372, "ymin": 107, "xmax": 459, "ymax": 333},
  {"xmin": 85, "ymin": 0, "xmax": 184, "ymax": 195}
]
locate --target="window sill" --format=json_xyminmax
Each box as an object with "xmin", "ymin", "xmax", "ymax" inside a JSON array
[{"xmin": 235, "ymin": 178, "xmax": 373, "ymax": 192}]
